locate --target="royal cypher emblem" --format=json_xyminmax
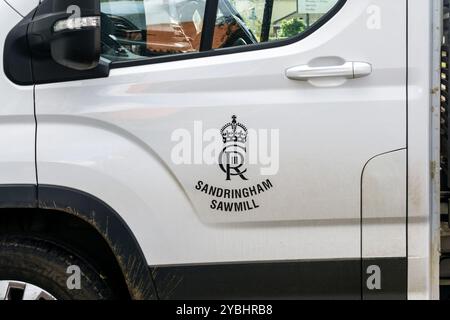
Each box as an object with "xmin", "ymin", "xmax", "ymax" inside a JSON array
[
  {"xmin": 219, "ymin": 115, "xmax": 248, "ymax": 181},
  {"xmin": 194, "ymin": 115, "xmax": 275, "ymax": 213}
]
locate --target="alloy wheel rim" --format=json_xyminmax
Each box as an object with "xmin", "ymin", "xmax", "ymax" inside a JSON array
[{"xmin": 0, "ymin": 281, "xmax": 56, "ymax": 300}]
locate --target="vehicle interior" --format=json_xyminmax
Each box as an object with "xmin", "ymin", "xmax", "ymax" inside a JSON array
[{"xmin": 100, "ymin": 0, "xmax": 258, "ymax": 61}]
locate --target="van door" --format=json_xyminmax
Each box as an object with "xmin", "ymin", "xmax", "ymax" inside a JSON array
[{"xmin": 35, "ymin": 0, "xmax": 407, "ymax": 299}]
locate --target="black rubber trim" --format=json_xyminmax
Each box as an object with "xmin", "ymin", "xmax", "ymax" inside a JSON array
[
  {"xmin": 36, "ymin": 185, "xmax": 158, "ymax": 300},
  {"xmin": 0, "ymin": 185, "xmax": 37, "ymax": 208},
  {"xmin": 362, "ymin": 258, "xmax": 407, "ymax": 300},
  {"xmin": 152, "ymin": 257, "xmax": 407, "ymax": 300},
  {"xmin": 110, "ymin": 0, "xmax": 347, "ymax": 69}
]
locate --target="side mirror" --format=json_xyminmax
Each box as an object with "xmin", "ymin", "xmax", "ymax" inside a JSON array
[
  {"xmin": 29, "ymin": 0, "xmax": 101, "ymax": 71},
  {"xmin": 4, "ymin": 0, "xmax": 108, "ymax": 85}
]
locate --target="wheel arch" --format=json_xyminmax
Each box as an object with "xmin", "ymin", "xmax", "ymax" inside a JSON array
[{"xmin": 0, "ymin": 184, "xmax": 157, "ymax": 300}]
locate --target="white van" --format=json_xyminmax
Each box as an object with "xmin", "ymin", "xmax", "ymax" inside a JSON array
[{"xmin": 0, "ymin": 0, "xmax": 443, "ymax": 300}]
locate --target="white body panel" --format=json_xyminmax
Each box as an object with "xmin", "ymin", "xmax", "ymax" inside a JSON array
[
  {"xmin": 4, "ymin": 0, "xmax": 39, "ymax": 16},
  {"xmin": 0, "ymin": 1, "xmax": 35, "ymax": 184},
  {"xmin": 362, "ymin": 150, "xmax": 406, "ymax": 258},
  {"xmin": 35, "ymin": 0, "xmax": 407, "ymax": 266}
]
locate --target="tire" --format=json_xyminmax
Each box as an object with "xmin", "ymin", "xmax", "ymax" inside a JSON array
[{"xmin": 0, "ymin": 235, "xmax": 115, "ymax": 300}]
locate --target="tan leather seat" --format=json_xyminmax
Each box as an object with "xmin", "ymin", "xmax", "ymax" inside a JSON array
[{"xmin": 147, "ymin": 0, "xmax": 204, "ymax": 54}]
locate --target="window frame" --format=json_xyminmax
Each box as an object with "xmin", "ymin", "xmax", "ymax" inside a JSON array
[{"xmin": 107, "ymin": 0, "xmax": 347, "ymax": 69}]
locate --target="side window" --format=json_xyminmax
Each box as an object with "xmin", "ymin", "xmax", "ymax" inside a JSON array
[
  {"xmin": 213, "ymin": 0, "xmax": 340, "ymax": 49},
  {"xmin": 101, "ymin": 0, "xmax": 341, "ymax": 62},
  {"xmin": 101, "ymin": 0, "xmax": 206, "ymax": 61}
]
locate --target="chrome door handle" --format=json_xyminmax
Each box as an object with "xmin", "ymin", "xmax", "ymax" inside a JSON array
[{"xmin": 286, "ymin": 62, "xmax": 372, "ymax": 81}]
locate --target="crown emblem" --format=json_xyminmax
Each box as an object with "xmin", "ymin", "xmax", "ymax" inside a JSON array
[{"xmin": 221, "ymin": 115, "xmax": 248, "ymax": 144}]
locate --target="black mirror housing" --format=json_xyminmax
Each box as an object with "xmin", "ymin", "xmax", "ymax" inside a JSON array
[
  {"xmin": 51, "ymin": 27, "xmax": 101, "ymax": 71},
  {"xmin": 30, "ymin": 0, "xmax": 101, "ymax": 71},
  {"xmin": 4, "ymin": 0, "xmax": 109, "ymax": 85}
]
